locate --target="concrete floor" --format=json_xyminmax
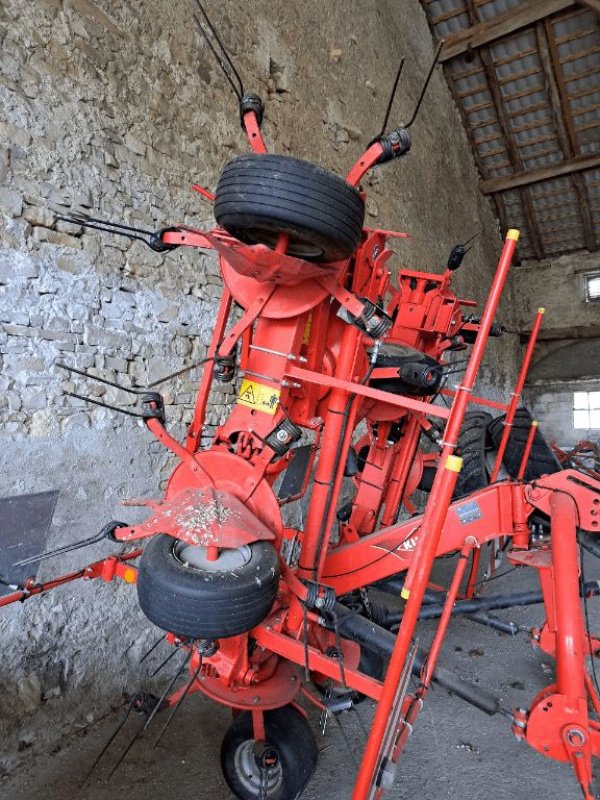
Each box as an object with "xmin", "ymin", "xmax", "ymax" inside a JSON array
[{"xmin": 3, "ymin": 565, "xmax": 596, "ymax": 800}]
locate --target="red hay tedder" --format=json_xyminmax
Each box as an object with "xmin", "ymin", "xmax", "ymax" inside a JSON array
[{"xmin": 4, "ymin": 7, "xmax": 600, "ymax": 799}]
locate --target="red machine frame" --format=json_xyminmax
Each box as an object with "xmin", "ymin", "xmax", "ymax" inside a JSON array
[{"xmin": 5, "ymin": 104, "xmax": 600, "ymax": 800}]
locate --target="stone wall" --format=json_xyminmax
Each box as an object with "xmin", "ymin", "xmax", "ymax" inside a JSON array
[{"xmin": 0, "ymin": 0, "xmax": 518, "ymax": 771}]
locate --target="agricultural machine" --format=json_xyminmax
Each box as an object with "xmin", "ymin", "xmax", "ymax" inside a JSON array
[{"xmin": 4, "ymin": 5, "xmax": 600, "ymax": 799}]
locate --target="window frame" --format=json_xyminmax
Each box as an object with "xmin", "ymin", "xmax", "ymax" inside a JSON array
[
  {"xmin": 573, "ymin": 390, "xmax": 600, "ymax": 430},
  {"xmin": 584, "ymin": 271, "xmax": 600, "ymax": 303}
]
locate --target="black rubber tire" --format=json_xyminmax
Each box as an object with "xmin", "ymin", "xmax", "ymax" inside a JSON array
[
  {"xmin": 487, "ymin": 407, "xmax": 562, "ymax": 481},
  {"xmin": 453, "ymin": 411, "xmax": 494, "ymax": 498},
  {"xmin": 136, "ymin": 535, "xmax": 280, "ymax": 640},
  {"xmin": 214, "ymin": 154, "xmax": 365, "ymax": 263},
  {"xmin": 221, "ymin": 705, "xmax": 318, "ymax": 800}
]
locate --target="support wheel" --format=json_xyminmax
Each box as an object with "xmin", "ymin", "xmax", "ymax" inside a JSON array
[
  {"xmin": 214, "ymin": 154, "xmax": 365, "ymax": 263},
  {"xmin": 487, "ymin": 407, "xmax": 562, "ymax": 480},
  {"xmin": 221, "ymin": 705, "xmax": 318, "ymax": 800},
  {"xmin": 453, "ymin": 411, "xmax": 493, "ymax": 497},
  {"xmin": 136, "ymin": 535, "xmax": 280, "ymax": 639}
]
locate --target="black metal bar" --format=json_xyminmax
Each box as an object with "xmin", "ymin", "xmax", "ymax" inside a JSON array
[
  {"xmin": 383, "ymin": 580, "xmax": 600, "ymax": 625},
  {"xmin": 331, "ymin": 604, "xmax": 500, "ymax": 716}
]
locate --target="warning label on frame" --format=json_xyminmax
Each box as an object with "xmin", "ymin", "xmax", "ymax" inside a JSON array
[{"xmin": 237, "ymin": 379, "xmax": 281, "ymax": 415}]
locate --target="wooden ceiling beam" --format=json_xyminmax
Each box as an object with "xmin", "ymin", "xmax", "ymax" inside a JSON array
[
  {"xmin": 480, "ymin": 153, "xmax": 600, "ymax": 193},
  {"xmin": 576, "ymin": 0, "xmax": 600, "ymax": 14},
  {"xmin": 439, "ymin": 0, "xmax": 576, "ymax": 61}
]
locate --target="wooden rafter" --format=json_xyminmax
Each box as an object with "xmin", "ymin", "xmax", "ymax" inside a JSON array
[
  {"xmin": 536, "ymin": 20, "xmax": 598, "ymax": 251},
  {"xmin": 480, "ymin": 153, "xmax": 600, "ymax": 193},
  {"xmin": 458, "ymin": 0, "xmax": 543, "ymax": 258},
  {"xmin": 439, "ymin": 0, "xmax": 577, "ymax": 61},
  {"xmin": 577, "ymin": 0, "xmax": 600, "ymax": 14}
]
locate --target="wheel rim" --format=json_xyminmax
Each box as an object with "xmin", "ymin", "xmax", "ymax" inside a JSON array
[
  {"xmin": 242, "ymin": 227, "xmax": 325, "ymax": 259},
  {"xmin": 233, "ymin": 740, "xmax": 283, "ymax": 797},
  {"xmin": 172, "ymin": 542, "xmax": 252, "ymax": 572}
]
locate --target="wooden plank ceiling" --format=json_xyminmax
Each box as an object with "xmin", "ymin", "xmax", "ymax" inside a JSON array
[{"xmin": 421, "ymin": 0, "xmax": 600, "ymax": 261}]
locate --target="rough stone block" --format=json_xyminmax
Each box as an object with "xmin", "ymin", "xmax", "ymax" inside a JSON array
[{"xmin": 0, "ymin": 189, "xmax": 23, "ymax": 217}]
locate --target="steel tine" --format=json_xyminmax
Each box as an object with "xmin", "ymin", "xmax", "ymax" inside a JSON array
[
  {"xmin": 105, "ymin": 652, "xmax": 190, "ymax": 781},
  {"xmin": 56, "ymin": 361, "xmax": 146, "ymax": 395},
  {"xmin": 145, "ymin": 356, "xmax": 213, "ymax": 388},
  {"xmin": 153, "ymin": 655, "xmax": 203, "ymax": 749},
  {"xmin": 404, "ymin": 39, "xmax": 444, "ymax": 129},
  {"xmin": 332, "ymin": 711, "xmax": 359, "ymax": 770},
  {"xmin": 54, "ymin": 216, "xmax": 153, "ymax": 248},
  {"xmin": 376, "ymin": 57, "xmax": 405, "ymax": 138},
  {"xmin": 140, "ymin": 634, "xmax": 166, "ymax": 664},
  {"xmin": 150, "ymin": 646, "xmax": 179, "ymax": 678},
  {"xmin": 58, "ymin": 210, "xmax": 156, "ymax": 237},
  {"xmin": 80, "ymin": 696, "xmax": 137, "ymax": 787},
  {"xmin": 105, "ymin": 723, "xmax": 146, "ymax": 781},
  {"xmin": 144, "ymin": 650, "xmax": 192, "ymax": 732},
  {"xmin": 13, "ymin": 520, "xmax": 125, "ymax": 568},
  {"xmin": 193, "ymin": 1, "xmax": 244, "ymax": 98},
  {"xmin": 65, "ymin": 392, "xmax": 145, "ymax": 418}
]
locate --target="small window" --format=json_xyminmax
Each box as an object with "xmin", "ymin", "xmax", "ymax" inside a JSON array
[
  {"xmin": 585, "ymin": 272, "xmax": 600, "ymax": 302},
  {"xmin": 574, "ymin": 391, "xmax": 600, "ymax": 429}
]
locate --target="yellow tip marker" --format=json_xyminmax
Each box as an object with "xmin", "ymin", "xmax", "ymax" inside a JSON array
[
  {"xmin": 401, "ymin": 588, "xmax": 411, "ymax": 600},
  {"xmin": 446, "ymin": 455, "xmax": 463, "ymax": 473},
  {"xmin": 532, "ymin": 420, "xmax": 539, "ymax": 428},
  {"xmin": 507, "ymin": 228, "xmax": 520, "ymax": 241},
  {"xmin": 537, "ymin": 307, "xmax": 545, "ymax": 314},
  {"xmin": 123, "ymin": 568, "xmax": 137, "ymax": 584}
]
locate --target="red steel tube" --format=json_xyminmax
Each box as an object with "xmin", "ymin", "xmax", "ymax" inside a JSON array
[
  {"xmin": 298, "ymin": 324, "xmax": 361, "ymax": 580},
  {"xmin": 550, "ymin": 490, "xmax": 586, "ymax": 706},
  {"xmin": 516, "ymin": 420, "xmax": 538, "ymax": 480},
  {"xmin": 352, "ymin": 230, "xmax": 520, "ymax": 800},
  {"xmin": 0, "ymin": 551, "xmax": 141, "ymax": 608},
  {"xmin": 489, "ymin": 307, "xmax": 545, "ymax": 482},
  {"xmin": 186, "ymin": 287, "xmax": 233, "ymax": 452},
  {"xmin": 243, "ymin": 111, "xmax": 268, "ymax": 154},
  {"xmin": 422, "ymin": 540, "xmax": 476, "ymax": 685},
  {"xmin": 380, "ymin": 416, "xmax": 422, "ymax": 527}
]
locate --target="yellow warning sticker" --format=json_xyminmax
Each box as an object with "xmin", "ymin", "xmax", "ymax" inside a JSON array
[{"xmin": 237, "ymin": 379, "xmax": 281, "ymax": 415}]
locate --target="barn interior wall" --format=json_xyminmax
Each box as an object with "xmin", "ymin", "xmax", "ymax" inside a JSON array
[{"xmin": 513, "ymin": 251, "xmax": 600, "ymax": 444}]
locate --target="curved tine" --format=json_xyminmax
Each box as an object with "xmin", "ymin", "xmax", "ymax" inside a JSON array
[
  {"xmin": 377, "ymin": 57, "xmax": 405, "ymax": 138},
  {"xmin": 193, "ymin": 0, "xmax": 244, "ymax": 98},
  {"xmin": 140, "ymin": 634, "xmax": 166, "ymax": 664},
  {"xmin": 55, "ymin": 362, "xmax": 146, "ymax": 395},
  {"xmin": 65, "ymin": 392, "xmax": 145, "ymax": 418},
  {"xmin": 150, "ymin": 646, "xmax": 179, "ymax": 678},
  {"xmin": 54, "ymin": 217, "xmax": 153, "ymax": 249},
  {"xmin": 404, "ymin": 39, "xmax": 444, "ymax": 129},
  {"xmin": 107, "ymin": 650, "xmax": 192, "ymax": 781},
  {"xmin": 193, "ymin": 13, "xmax": 242, "ymax": 101},
  {"xmin": 144, "ymin": 650, "xmax": 193, "ymax": 731},
  {"xmin": 13, "ymin": 529, "xmax": 108, "ymax": 567},
  {"xmin": 62, "ymin": 210, "xmax": 156, "ymax": 237},
  {"xmin": 80, "ymin": 695, "xmax": 138, "ymax": 787},
  {"xmin": 153, "ymin": 654, "xmax": 203, "ymax": 749},
  {"xmin": 144, "ymin": 356, "xmax": 214, "ymax": 388}
]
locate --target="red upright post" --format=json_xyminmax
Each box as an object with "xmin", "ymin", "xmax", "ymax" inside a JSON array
[
  {"xmin": 352, "ymin": 230, "xmax": 520, "ymax": 800},
  {"xmin": 489, "ymin": 307, "xmax": 545, "ymax": 482},
  {"xmin": 516, "ymin": 420, "xmax": 538, "ymax": 480}
]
